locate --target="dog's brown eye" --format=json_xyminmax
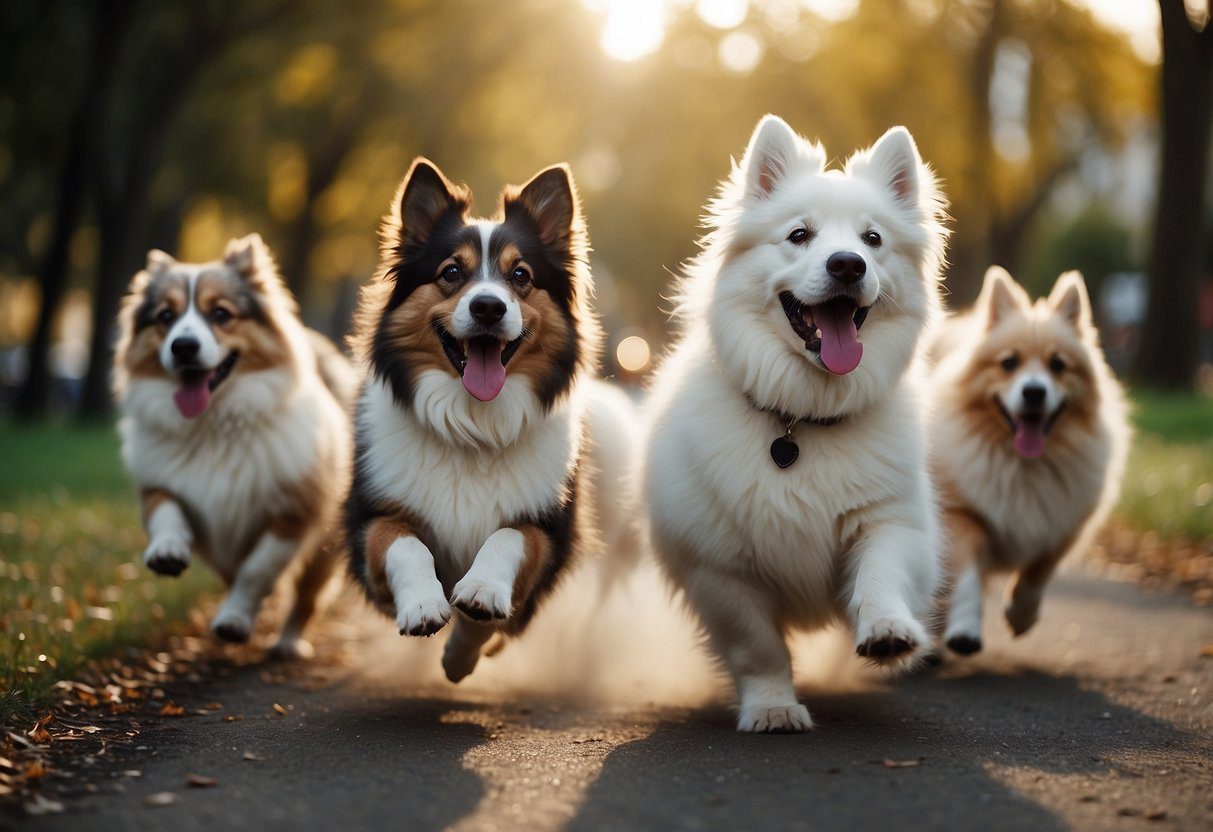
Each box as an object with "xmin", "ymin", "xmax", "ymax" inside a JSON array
[
  {"xmin": 157, "ymin": 308, "xmax": 176, "ymax": 326},
  {"xmin": 211, "ymin": 307, "xmax": 233, "ymax": 325},
  {"xmin": 788, "ymin": 228, "xmax": 810, "ymax": 245},
  {"xmin": 440, "ymin": 263, "xmax": 460, "ymax": 281},
  {"xmin": 1000, "ymin": 354, "xmax": 1019, "ymax": 372},
  {"xmin": 862, "ymin": 230, "xmax": 882, "ymax": 248},
  {"xmin": 1048, "ymin": 355, "xmax": 1066, "ymax": 374},
  {"xmin": 511, "ymin": 266, "xmax": 531, "ymax": 285}
]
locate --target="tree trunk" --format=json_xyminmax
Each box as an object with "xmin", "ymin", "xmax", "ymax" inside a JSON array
[
  {"xmin": 14, "ymin": 5, "xmax": 132, "ymax": 419},
  {"xmin": 1135, "ymin": 0, "xmax": 1212, "ymax": 389}
]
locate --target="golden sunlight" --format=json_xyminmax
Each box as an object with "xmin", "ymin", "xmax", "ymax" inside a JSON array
[
  {"xmin": 616, "ymin": 335, "xmax": 652, "ymax": 372},
  {"xmin": 586, "ymin": 0, "xmax": 668, "ymax": 61}
]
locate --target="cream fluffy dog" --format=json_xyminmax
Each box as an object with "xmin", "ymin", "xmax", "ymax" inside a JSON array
[
  {"xmin": 930, "ymin": 267, "xmax": 1129, "ymax": 654},
  {"xmin": 643, "ymin": 115, "xmax": 949, "ymax": 732}
]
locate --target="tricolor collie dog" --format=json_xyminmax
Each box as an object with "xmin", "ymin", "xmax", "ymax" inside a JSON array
[
  {"xmin": 344, "ymin": 158, "xmax": 634, "ymax": 683},
  {"xmin": 113, "ymin": 235, "xmax": 355, "ymax": 659},
  {"xmin": 930, "ymin": 267, "xmax": 1129, "ymax": 655},
  {"xmin": 643, "ymin": 116, "xmax": 949, "ymax": 732}
]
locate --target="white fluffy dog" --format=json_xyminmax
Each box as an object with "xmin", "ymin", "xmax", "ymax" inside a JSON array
[{"xmin": 643, "ymin": 115, "xmax": 949, "ymax": 732}]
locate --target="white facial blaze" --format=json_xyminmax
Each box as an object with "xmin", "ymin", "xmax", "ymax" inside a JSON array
[
  {"xmin": 448, "ymin": 222, "xmax": 524, "ymax": 341},
  {"xmin": 1000, "ymin": 361, "xmax": 1062, "ymax": 418},
  {"xmin": 159, "ymin": 270, "xmax": 225, "ymax": 371}
]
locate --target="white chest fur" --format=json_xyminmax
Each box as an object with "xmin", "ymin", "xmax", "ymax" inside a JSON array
[
  {"xmin": 357, "ymin": 375, "xmax": 582, "ymax": 571},
  {"xmin": 940, "ymin": 418, "xmax": 1111, "ymax": 568}
]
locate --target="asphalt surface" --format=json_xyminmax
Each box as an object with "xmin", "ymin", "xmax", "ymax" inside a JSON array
[{"xmin": 12, "ymin": 568, "xmax": 1213, "ymax": 831}]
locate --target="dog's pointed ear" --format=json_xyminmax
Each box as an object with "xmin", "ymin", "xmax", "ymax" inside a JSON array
[
  {"xmin": 146, "ymin": 249, "xmax": 175, "ymax": 276},
  {"xmin": 393, "ymin": 158, "xmax": 464, "ymax": 252},
  {"xmin": 1048, "ymin": 270, "xmax": 1092, "ymax": 329},
  {"xmin": 857, "ymin": 126, "xmax": 923, "ymax": 208},
  {"xmin": 224, "ymin": 233, "xmax": 270, "ymax": 280},
  {"xmin": 742, "ymin": 115, "xmax": 807, "ymax": 200},
  {"xmin": 978, "ymin": 266, "xmax": 1030, "ymax": 328},
  {"xmin": 505, "ymin": 164, "xmax": 583, "ymax": 252}
]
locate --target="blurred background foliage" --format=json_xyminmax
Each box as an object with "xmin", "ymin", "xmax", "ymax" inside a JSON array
[{"xmin": 0, "ymin": 0, "xmax": 1192, "ymax": 418}]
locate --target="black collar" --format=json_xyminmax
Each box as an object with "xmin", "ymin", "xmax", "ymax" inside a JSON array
[{"xmin": 744, "ymin": 393, "xmax": 845, "ymax": 430}]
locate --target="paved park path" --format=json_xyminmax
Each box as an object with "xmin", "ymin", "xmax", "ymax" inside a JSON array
[{"xmin": 15, "ymin": 567, "xmax": 1213, "ymax": 831}]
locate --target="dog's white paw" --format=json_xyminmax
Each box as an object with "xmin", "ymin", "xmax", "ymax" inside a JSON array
[
  {"xmin": 211, "ymin": 609, "xmax": 252, "ymax": 644},
  {"xmin": 450, "ymin": 577, "xmax": 512, "ymax": 622},
  {"xmin": 395, "ymin": 595, "xmax": 451, "ymax": 637},
  {"xmin": 143, "ymin": 536, "xmax": 191, "ymax": 577},
  {"xmin": 268, "ymin": 635, "xmax": 314, "ymax": 661},
  {"xmin": 737, "ymin": 703, "xmax": 813, "ymax": 733},
  {"xmin": 855, "ymin": 616, "xmax": 927, "ymax": 665}
]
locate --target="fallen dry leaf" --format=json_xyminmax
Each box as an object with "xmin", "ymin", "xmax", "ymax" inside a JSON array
[
  {"xmin": 186, "ymin": 773, "xmax": 217, "ymax": 788},
  {"xmin": 272, "ymin": 703, "xmax": 289, "ymax": 716},
  {"xmin": 881, "ymin": 758, "xmax": 924, "ymax": 769},
  {"xmin": 203, "ymin": 702, "xmax": 223, "ymax": 711},
  {"xmin": 145, "ymin": 791, "xmax": 177, "ymax": 808},
  {"xmin": 23, "ymin": 761, "xmax": 48, "ymax": 779},
  {"xmin": 242, "ymin": 751, "xmax": 265, "ymax": 762},
  {"xmin": 28, "ymin": 714, "xmax": 54, "ymax": 744},
  {"xmin": 1145, "ymin": 809, "xmax": 1168, "ymax": 821},
  {"xmin": 23, "ymin": 793, "xmax": 65, "ymax": 815},
  {"xmin": 222, "ymin": 715, "xmax": 244, "ymax": 722},
  {"xmin": 159, "ymin": 702, "xmax": 186, "ymax": 717},
  {"xmin": 1200, "ymin": 644, "xmax": 1213, "ymax": 658},
  {"xmin": 119, "ymin": 770, "xmax": 142, "ymax": 778}
]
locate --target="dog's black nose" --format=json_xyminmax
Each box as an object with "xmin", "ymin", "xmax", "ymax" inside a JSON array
[
  {"xmin": 170, "ymin": 336, "xmax": 200, "ymax": 361},
  {"xmin": 826, "ymin": 251, "xmax": 867, "ymax": 285},
  {"xmin": 469, "ymin": 294, "xmax": 507, "ymax": 327},
  {"xmin": 1022, "ymin": 383, "xmax": 1046, "ymax": 408}
]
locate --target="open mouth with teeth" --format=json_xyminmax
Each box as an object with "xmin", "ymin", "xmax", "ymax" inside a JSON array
[
  {"xmin": 172, "ymin": 350, "xmax": 239, "ymax": 419},
  {"xmin": 779, "ymin": 291, "xmax": 871, "ymax": 375},
  {"xmin": 435, "ymin": 324, "xmax": 524, "ymax": 402},
  {"xmin": 995, "ymin": 398, "xmax": 1066, "ymax": 459}
]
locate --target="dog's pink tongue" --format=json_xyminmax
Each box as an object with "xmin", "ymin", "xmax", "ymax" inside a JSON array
[
  {"xmin": 810, "ymin": 302, "xmax": 863, "ymax": 375},
  {"xmin": 462, "ymin": 339, "xmax": 506, "ymax": 402},
  {"xmin": 173, "ymin": 376, "xmax": 213, "ymax": 419},
  {"xmin": 1014, "ymin": 419, "xmax": 1046, "ymax": 458}
]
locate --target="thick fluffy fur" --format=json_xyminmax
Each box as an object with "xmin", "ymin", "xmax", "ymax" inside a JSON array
[
  {"xmin": 345, "ymin": 158, "xmax": 635, "ymax": 684},
  {"xmin": 643, "ymin": 116, "xmax": 949, "ymax": 732},
  {"xmin": 930, "ymin": 267, "xmax": 1130, "ymax": 654},
  {"xmin": 113, "ymin": 234, "xmax": 354, "ymax": 658}
]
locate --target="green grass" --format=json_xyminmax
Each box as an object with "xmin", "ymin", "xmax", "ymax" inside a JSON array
[
  {"xmin": 0, "ymin": 422, "xmax": 217, "ymax": 722},
  {"xmin": 1118, "ymin": 391, "xmax": 1213, "ymax": 541}
]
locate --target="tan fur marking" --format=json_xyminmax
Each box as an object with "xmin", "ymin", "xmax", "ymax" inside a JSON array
[
  {"xmin": 140, "ymin": 488, "xmax": 174, "ymax": 526},
  {"xmin": 508, "ymin": 288, "xmax": 575, "ymax": 387},
  {"xmin": 511, "ymin": 525, "xmax": 553, "ymax": 608},
  {"xmin": 379, "ymin": 283, "xmax": 462, "ymax": 377},
  {"xmin": 363, "ymin": 515, "xmax": 418, "ymax": 607}
]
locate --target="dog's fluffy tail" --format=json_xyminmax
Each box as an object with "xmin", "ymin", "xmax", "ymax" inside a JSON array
[
  {"xmin": 307, "ymin": 329, "xmax": 359, "ymax": 410},
  {"xmin": 584, "ymin": 380, "xmax": 645, "ymax": 593}
]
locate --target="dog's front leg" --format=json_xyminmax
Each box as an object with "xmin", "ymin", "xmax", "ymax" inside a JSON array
[
  {"xmin": 681, "ymin": 566, "xmax": 810, "ymax": 732},
  {"xmin": 450, "ymin": 527, "xmax": 545, "ymax": 623},
  {"xmin": 846, "ymin": 516, "xmax": 936, "ymax": 666},
  {"xmin": 1004, "ymin": 552, "xmax": 1061, "ymax": 636},
  {"xmin": 942, "ymin": 509, "xmax": 989, "ymax": 655},
  {"xmin": 211, "ymin": 531, "xmax": 299, "ymax": 643},
  {"xmin": 140, "ymin": 489, "xmax": 193, "ymax": 577}
]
